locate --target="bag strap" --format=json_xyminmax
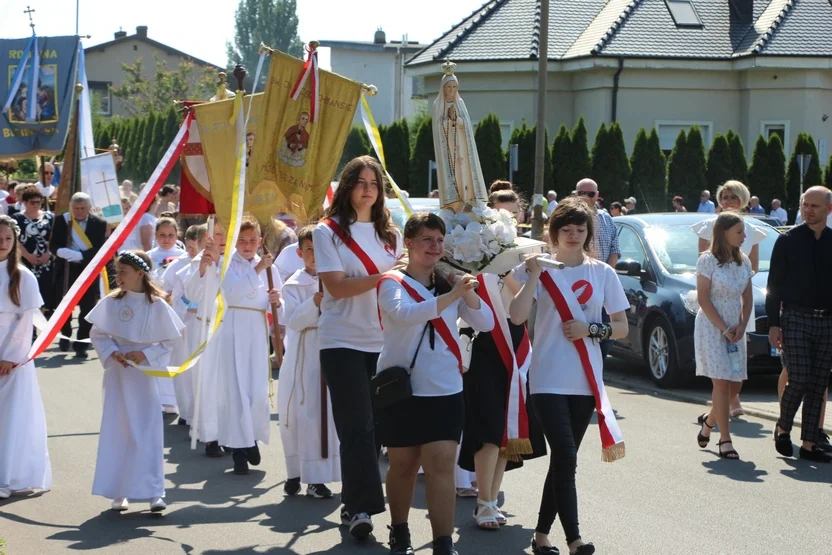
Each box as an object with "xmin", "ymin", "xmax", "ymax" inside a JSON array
[{"xmin": 408, "ymin": 321, "xmax": 431, "ymax": 372}]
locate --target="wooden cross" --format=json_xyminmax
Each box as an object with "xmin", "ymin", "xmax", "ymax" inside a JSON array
[
  {"xmin": 95, "ymin": 171, "xmax": 116, "ymax": 208},
  {"xmin": 24, "ymin": 6, "xmax": 36, "ymax": 33}
]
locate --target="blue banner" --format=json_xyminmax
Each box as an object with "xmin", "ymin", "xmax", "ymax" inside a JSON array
[{"xmin": 0, "ymin": 35, "xmax": 80, "ymax": 159}]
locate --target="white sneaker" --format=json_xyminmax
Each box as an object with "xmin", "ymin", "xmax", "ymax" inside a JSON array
[
  {"xmin": 162, "ymin": 405, "xmax": 179, "ymax": 415},
  {"xmin": 111, "ymin": 498, "xmax": 129, "ymax": 511},
  {"xmin": 150, "ymin": 497, "xmax": 167, "ymax": 512},
  {"xmin": 0, "ymin": 487, "xmax": 11, "ymax": 499}
]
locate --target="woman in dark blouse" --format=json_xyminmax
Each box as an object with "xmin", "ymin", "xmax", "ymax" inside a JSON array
[{"xmin": 13, "ymin": 186, "xmax": 55, "ymax": 312}]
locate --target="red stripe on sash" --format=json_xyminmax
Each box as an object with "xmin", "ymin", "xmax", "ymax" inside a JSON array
[
  {"xmin": 378, "ymin": 273, "xmax": 463, "ymax": 374},
  {"xmin": 323, "ymin": 218, "xmax": 380, "ymax": 276},
  {"xmin": 539, "ymin": 271, "xmax": 615, "ymax": 449},
  {"xmin": 476, "ymin": 275, "xmax": 530, "ymax": 445}
]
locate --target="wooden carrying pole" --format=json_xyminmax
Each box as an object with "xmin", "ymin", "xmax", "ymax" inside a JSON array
[
  {"xmin": 261, "ymin": 244, "xmax": 283, "ymax": 368},
  {"xmin": 61, "ymin": 83, "xmax": 83, "ymax": 296},
  {"xmin": 319, "ymin": 279, "xmax": 328, "ymax": 459}
]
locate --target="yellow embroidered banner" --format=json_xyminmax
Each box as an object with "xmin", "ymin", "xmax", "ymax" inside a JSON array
[{"xmin": 246, "ymin": 49, "xmax": 363, "ymax": 224}]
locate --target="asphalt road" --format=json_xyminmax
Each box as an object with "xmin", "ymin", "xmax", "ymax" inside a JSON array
[{"xmin": 1, "ymin": 347, "xmax": 830, "ymax": 555}]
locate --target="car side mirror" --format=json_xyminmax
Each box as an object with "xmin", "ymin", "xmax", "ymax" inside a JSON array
[{"xmin": 615, "ymin": 259, "xmax": 642, "ymax": 278}]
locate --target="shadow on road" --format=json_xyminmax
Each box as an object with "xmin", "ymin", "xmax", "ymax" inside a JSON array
[
  {"xmin": 701, "ymin": 458, "xmax": 768, "ymax": 483},
  {"xmin": 779, "ymin": 458, "xmax": 832, "ymax": 484}
]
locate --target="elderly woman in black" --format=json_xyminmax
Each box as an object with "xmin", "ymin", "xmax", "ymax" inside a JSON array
[{"xmin": 12, "ymin": 186, "xmax": 55, "ymax": 314}]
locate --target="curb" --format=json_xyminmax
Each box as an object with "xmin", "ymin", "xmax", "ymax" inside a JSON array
[{"xmin": 605, "ymin": 374, "xmax": 832, "ymax": 434}]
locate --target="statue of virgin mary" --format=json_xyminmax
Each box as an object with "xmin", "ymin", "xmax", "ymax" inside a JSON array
[{"xmin": 432, "ymin": 62, "xmax": 488, "ymax": 212}]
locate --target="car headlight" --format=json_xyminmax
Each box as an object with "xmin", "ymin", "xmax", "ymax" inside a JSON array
[{"xmin": 681, "ymin": 291, "xmax": 699, "ymax": 315}]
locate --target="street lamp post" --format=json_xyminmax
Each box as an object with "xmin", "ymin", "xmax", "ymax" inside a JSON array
[
  {"xmin": 531, "ymin": 0, "xmax": 549, "ymax": 241},
  {"xmin": 797, "ymin": 153, "xmax": 811, "ymax": 195}
]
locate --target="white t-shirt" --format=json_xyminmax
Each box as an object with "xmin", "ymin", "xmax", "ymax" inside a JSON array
[
  {"xmin": 121, "ymin": 212, "xmax": 157, "ymax": 252},
  {"xmin": 377, "ymin": 273, "xmax": 494, "ymax": 396},
  {"xmin": 691, "ymin": 217, "xmax": 768, "ymax": 256},
  {"xmin": 521, "ymin": 257, "xmax": 629, "ymax": 396},
  {"xmin": 770, "ymin": 207, "xmax": 788, "ymax": 225},
  {"xmin": 276, "ymin": 241, "xmax": 305, "ymax": 283},
  {"xmin": 314, "ymin": 218, "xmax": 402, "ymax": 352}
]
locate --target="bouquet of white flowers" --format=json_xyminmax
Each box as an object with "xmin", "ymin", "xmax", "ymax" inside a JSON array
[{"xmin": 439, "ymin": 206, "xmax": 519, "ymax": 273}]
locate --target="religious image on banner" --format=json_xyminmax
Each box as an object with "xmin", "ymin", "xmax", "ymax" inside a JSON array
[
  {"xmin": 80, "ymin": 152, "xmax": 123, "ymax": 224},
  {"xmin": 0, "ymin": 36, "xmax": 80, "ymax": 159},
  {"xmin": 246, "ymin": 48, "xmax": 363, "ymax": 224}
]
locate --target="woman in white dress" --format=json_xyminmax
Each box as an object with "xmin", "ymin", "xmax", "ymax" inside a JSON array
[
  {"xmin": 86, "ymin": 250, "xmax": 184, "ymax": 512},
  {"xmin": 0, "ymin": 215, "xmax": 51, "ymax": 499},
  {"xmin": 692, "ymin": 180, "xmax": 766, "ymax": 416},
  {"xmin": 694, "ymin": 213, "xmax": 753, "ymax": 460}
]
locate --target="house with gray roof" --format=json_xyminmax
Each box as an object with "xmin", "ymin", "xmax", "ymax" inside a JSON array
[{"xmin": 406, "ymin": 0, "xmax": 832, "ymax": 165}]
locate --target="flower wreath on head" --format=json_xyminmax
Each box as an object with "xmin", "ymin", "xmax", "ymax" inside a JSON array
[
  {"xmin": 0, "ymin": 214, "xmax": 20, "ymax": 236},
  {"xmin": 118, "ymin": 251, "xmax": 151, "ymax": 273}
]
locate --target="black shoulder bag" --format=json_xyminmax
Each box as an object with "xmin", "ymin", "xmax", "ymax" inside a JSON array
[{"xmin": 370, "ymin": 321, "xmax": 431, "ymax": 410}]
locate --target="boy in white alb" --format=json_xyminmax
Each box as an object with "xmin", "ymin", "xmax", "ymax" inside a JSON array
[
  {"xmin": 278, "ymin": 226, "xmax": 340, "ymax": 499},
  {"xmin": 187, "ymin": 218, "xmax": 282, "ymax": 474}
]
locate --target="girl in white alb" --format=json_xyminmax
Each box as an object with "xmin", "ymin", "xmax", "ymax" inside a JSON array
[
  {"xmin": 0, "ymin": 215, "xmax": 51, "ymax": 500},
  {"xmin": 312, "ymin": 156, "xmax": 402, "ymax": 539},
  {"xmin": 86, "ymin": 250, "xmax": 184, "ymax": 513},
  {"xmin": 510, "ymin": 197, "xmax": 629, "ymax": 555}
]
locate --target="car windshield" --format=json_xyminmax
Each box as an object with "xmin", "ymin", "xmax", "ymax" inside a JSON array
[
  {"xmin": 643, "ymin": 223, "xmax": 777, "ymax": 274},
  {"xmin": 388, "ymin": 202, "xmax": 441, "ymax": 231}
]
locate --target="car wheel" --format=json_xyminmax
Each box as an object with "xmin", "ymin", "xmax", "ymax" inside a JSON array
[{"xmin": 644, "ymin": 318, "xmax": 682, "ymax": 387}]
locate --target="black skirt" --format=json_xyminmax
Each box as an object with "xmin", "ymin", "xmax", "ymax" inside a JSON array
[
  {"xmin": 375, "ymin": 392, "xmax": 464, "ymax": 448},
  {"xmin": 458, "ymin": 320, "xmax": 547, "ymax": 472}
]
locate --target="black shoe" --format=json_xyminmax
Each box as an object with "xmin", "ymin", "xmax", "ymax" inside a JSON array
[
  {"xmin": 59, "ymin": 338, "xmax": 70, "ymax": 352},
  {"xmin": 74, "ymin": 348, "xmax": 88, "ymax": 359},
  {"xmin": 306, "ymin": 483, "xmax": 333, "ymax": 499},
  {"xmin": 532, "ymin": 538, "xmax": 560, "ymax": 555},
  {"xmin": 573, "ymin": 545, "xmax": 596, "ymax": 555},
  {"xmin": 697, "ymin": 413, "xmax": 713, "ymax": 448},
  {"xmin": 817, "ymin": 431, "xmax": 832, "ymax": 453},
  {"xmin": 247, "ymin": 444, "xmax": 261, "ymax": 466},
  {"xmin": 431, "ymin": 535, "xmax": 457, "ymax": 555},
  {"xmin": 388, "ymin": 523, "xmax": 414, "ymax": 555},
  {"xmin": 178, "ymin": 418, "xmax": 188, "ymax": 426},
  {"xmin": 205, "ymin": 441, "xmax": 223, "ymax": 458},
  {"xmin": 340, "ymin": 506, "xmax": 351, "ymax": 526},
  {"xmin": 799, "ymin": 445, "xmax": 832, "ymax": 463},
  {"xmin": 284, "ymin": 477, "xmax": 301, "ymax": 496},
  {"xmin": 232, "ymin": 449, "xmax": 250, "ymax": 474},
  {"xmin": 774, "ymin": 428, "xmax": 794, "ymax": 457}
]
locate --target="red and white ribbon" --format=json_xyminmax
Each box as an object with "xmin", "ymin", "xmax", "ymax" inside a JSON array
[
  {"xmin": 289, "ymin": 44, "xmax": 319, "ymax": 122},
  {"xmin": 477, "ymin": 273, "xmax": 532, "ymax": 460},
  {"xmin": 27, "ymin": 111, "xmax": 194, "ymax": 361}
]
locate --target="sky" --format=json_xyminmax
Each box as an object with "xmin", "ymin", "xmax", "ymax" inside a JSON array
[{"xmin": 0, "ymin": 0, "xmax": 488, "ymax": 69}]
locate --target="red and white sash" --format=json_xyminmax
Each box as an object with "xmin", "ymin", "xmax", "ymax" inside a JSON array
[
  {"xmin": 477, "ymin": 274, "xmax": 532, "ymax": 460},
  {"xmin": 323, "ymin": 218, "xmax": 379, "ymax": 275},
  {"xmin": 377, "ymin": 272, "xmax": 463, "ymax": 373},
  {"xmin": 539, "ymin": 269, "xmax": 625, "ymax": 462}
]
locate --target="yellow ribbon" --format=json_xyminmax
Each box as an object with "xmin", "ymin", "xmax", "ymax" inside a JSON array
[
  {"xmin": 360, "ymin": 94, "xmax": 413, "ymax": 217},
  {"xmin": 71, "ymin": 218, "xmax": 93, "ymax": 249}
]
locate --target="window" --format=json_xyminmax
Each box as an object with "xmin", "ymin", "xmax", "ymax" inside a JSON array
[
  {"xmin": 655, "ymin": 120, "xmax": 713, "ymax": 155},
  {"xmin": 88, "ymin": 81, "xmax": 112, "ymax": 115},
  {"xmin": 665, "ymin": 0, "xmax": 703, "ymax": 28},
  {"xmin": 761, "ymin": 120, "xmax": 790, "ymax": 153},
  {"xmin": 617, "ymin": 226, "xmax": 648, "ymax": 269},
  {"xmin": 411, "ymin": 77, "xmax": 425, "ymax": 99}
]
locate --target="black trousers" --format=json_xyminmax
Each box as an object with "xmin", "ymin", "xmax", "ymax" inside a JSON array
[
  {"xmin": 320, "ymin": 347, "xmax": 385, "ymax": 516},
  {"xmin": 59, "ymin": 268, "xmax": 98, "ymax": 347},
  {"xmin": 532, "ymin": 393, "xmax": 596, "ymax": 544},
  {"xmin": 779, "ymin": 309, "xmax": 832, "ymax": 443}
]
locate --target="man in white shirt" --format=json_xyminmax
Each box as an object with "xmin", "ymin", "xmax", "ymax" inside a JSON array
[
  {"xmin": 697, "ymin": 190, "xmax": 715, "ymax": 213},
  {"xmin": 36, "ymin": 163, "xmax": 57, "ymax": 200},
  {"xmin": 546, "ymin": 190, "xmax": 558, "ymax": 217},
  {"xmin": 770, "ymin": 199, "xmax": 788, "ymax": 225}
]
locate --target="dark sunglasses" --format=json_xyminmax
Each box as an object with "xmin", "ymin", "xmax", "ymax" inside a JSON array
[
  {"xmin": 577, "ymin": 191, "xmax": 597, "ymax": 198},
  {"xmin": 43, "ymin": 171, "xmax": 54, "ymax": 175}
]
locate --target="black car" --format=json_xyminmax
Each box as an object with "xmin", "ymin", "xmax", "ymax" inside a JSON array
[{"xmin": 609, "ymin": 213, "xmax": 781, "ymax": 387}]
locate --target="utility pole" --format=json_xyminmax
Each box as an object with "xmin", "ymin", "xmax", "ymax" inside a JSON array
[{"xmin": 531, "ymin": 0, "xmax": 549, "ymax": 241}]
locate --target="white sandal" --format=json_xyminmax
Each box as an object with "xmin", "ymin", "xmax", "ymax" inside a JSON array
[{"xmin": 474, "ymin": 498, "xmax": 500, "ymax": 530}]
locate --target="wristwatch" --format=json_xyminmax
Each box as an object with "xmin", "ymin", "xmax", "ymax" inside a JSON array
[{"xmin": 588, "ymin": 323, "xmax": 601, "ymax": 337}]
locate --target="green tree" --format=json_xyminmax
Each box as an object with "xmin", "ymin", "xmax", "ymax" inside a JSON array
[
  {"xmin": 726, "ymin": 130, "xmax": 748, "ymax": 183},
  {"xmin": 608, "ymin": 122, "xmax": 630, "ymax": 201},
  {"xmin": 588, "ymin": 122, "xmax": 630, "ymax": 203},
  {"xmin": 116, "ymin": 121, "xmax": 135, "ymax": 181},
  {"xmin": 747, "ymin": 135, "xmax": 772, "ymax": 206},
  {"xmin": 125, "ymin": 117, "xmax": 145, "ymax": 181},
  {"xmin": 674, "ymin": 126, "xmax": 708, "ymax": 208},
  {"xmin": 156, "ymin": 107, "xmax": 181, "ymax": 184},
  {"xmin": 384, "ymin": 119, "xmax": 410, "ymax": 190},
  {"xmin": 551, "ymin": 124, "xmax": 572, "ymax": 199},
  {"xmin": 667, "ymin": 129, "xmax": 688, "ymax": 205},
  {"xmin": 147, "ymin": 113, "xmax": 166, "ymax": 178},
  {"xmin": 630, "ymin": 127, "xmax": 667, "ymax": 210},
  {"xmin": 227, "ymin": 0, "xmax": 304, "ymax": 86},
  {"xmin": 786, "ymin": 132, "xmax": 823, "ymax": 207},
  {"xmin": 409, "ymin": 117, "xmax": 434, "ymax": 196},
  {"xmin": 336, "ymin": 126, "xmax": 370, "ymax": 177},
  {"xmin": 767, "ymin": 134, "xmax": 786, "ymax": 208},
  {"xmin": 475, "ymin": 112, "xmax": 506, "ymax": 188},
  {"xmin": 509, "ymin": 123, "xmax": 551, "ymax": 201},
  {"xmin": 706, "ymin": 133, "xmax": 732, "ymax": 191},
  {"xmin": 138, "ymin": 112, "xmax": 158, "ymax": 181},
  {"xmin": 111, "ymin": 55, "xmax": 215, "ymax": 118},
  {"xmin": 824, "ymin": 153, "xmax": 832, "ymax": 187},
  {"xmin": 565, "ymin": 117, "xmax": 590, "ymax": 191}
]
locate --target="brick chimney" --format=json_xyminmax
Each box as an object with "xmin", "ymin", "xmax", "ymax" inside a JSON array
[
  {"xmin": 136, "ymin": 25, "xmax": 148, "ymax": 38},
  {"xmin": 114, "ymin": 29, "xmax": 127, "ymax": 39}
]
